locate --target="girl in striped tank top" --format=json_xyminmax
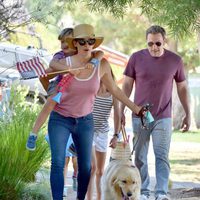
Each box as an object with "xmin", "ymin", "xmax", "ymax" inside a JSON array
[{"xmin": 87, "ymin": 70, "xmax": 121, "ymax": 200}]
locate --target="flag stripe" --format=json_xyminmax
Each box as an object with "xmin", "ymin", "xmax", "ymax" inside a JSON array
[
  {"xmin": 20, "ymin": 62, "xmax": 25, "ymax": 72},
  {"xmin": 16, "ymin": 62, "xmax": 21, "ymax": 72},
  {"xmin": 38, "ymin": 57, "xmax": 46, "ymax": 75},
  {"xmin": 16, "ymin": 57, "xmax": 46, "ymax": 79},
  {"xmin": 26, "ymin": 59, "xmax": 38, "ymax": 76},
  {"xmin": 23, "ymin": 61, "xmax": 29, "ymax": 71},
  {"xmin": 30, "ymin": 58, "xmax": 41, "ymax": 76},
  {"xmin": 34, "ymin": 57, "xmax": 45, "ymax": 76}
]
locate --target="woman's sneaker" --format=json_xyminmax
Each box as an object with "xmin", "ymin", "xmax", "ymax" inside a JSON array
[
  {"xmin": 26, "ymin": 133, "xmax": 37, "ymax": 151},
  {"xmin": 72, "ymin": 176, "xmax": 77, "ymax": 191},
  {"xmin": 63, "ymin": 186, "xmax": 68, "ymax": 197},
  {"xmin": 140, "ymin": 194, "xmax": 149, "ymax": 200},
  {"xmin": 156, "ymin": 194, "xmax": 170, "ymax": 200}
]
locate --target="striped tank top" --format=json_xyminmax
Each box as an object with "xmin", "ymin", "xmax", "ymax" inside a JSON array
[{"xmin": 93, "ymin": 95, "xmax": 113, "ymax": 134}]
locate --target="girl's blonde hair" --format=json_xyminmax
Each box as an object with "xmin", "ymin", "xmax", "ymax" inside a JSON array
[{"xmin": 58, "ymin": 28, "xmax": 73, "ymax": 40}]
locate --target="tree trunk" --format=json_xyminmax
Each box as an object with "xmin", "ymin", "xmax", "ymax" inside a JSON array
[{"xmin": 167, "ymin": 39, "xmax": 184, "ymax": 130}]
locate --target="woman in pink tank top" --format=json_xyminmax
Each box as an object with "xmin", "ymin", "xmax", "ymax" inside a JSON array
[{"xmin": 47, "ymin": 24, "xmax": 144, "ymax": 200}]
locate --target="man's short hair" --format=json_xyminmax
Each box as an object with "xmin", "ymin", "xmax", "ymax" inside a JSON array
[
  {"xmin": 58, "ymin": 28, "xmax": 73, "ymax": 40},
  {"xmin": 146, "ymin": 25, "xmax": 166, "ymax": 39}
]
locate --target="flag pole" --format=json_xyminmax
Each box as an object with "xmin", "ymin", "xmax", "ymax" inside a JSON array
[{"xmin": 45, "ymin": 67, "xmax": 86, "ymax": 77}]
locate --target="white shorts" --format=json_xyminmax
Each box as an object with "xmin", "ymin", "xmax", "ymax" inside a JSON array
[{"xmin": 93, "ymin": 132, "xmax": 108, "ymax": 153}]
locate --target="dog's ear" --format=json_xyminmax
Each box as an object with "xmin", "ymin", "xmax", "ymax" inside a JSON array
[
  {"xmin": 111, "ymin": 176, "xmax": 118, "ymax": 185},
  {"xmin": 112, "ymin": 177, "xmax": 122, "ymax": 197}
]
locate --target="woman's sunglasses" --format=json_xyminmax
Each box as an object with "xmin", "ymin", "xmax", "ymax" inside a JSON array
[
  {"xmin": 75, "ymin": 38, "xmax": 96, "ymax": 46},
  {"xmin": 147, "ymin": 41, "xmax": 162, "ymax": 47}
]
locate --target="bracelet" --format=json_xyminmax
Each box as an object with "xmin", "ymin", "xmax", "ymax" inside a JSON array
[
  {"xmin": 89, "ymin": 58, "xmax": 100, "ymax": 67},
  {"xmin": 113, "ymin": 133, "xmax": 119, "ymax": 138}
]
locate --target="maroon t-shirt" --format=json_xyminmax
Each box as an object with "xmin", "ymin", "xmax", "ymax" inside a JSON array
[{"xmin": 124, "ymin": 49, "xmax": 186, "ymax": 120}]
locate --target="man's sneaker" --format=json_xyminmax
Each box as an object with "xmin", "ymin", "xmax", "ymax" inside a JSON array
[
  {"xmin": 155, "ymin": 194, "xmax": 170, "ymax": 200},
  {"xmin": 72, "ymin": 176, "xmax": 77, "ymax": 191},
  {"xmin": 26, "ymin": 133, "xmax": 37, "ymax": 151},
  {"xmin": 140, "ymin": 194, "xmax": 149, "ymax": 200},
  {"xmin": 68, "ymin": 143, "xmax": 77, "ymax": 156},
  {"xmin": 63, "ymin": 186, "xmax": 68, "ymax": 197}
]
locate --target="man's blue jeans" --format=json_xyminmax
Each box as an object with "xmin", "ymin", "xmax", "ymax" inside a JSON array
[
  {"xmin": 132, "ymin": 117, "xmax": 172, "ymax": 197},
  {"xmin": 48, "ymin": 111, "xmax": 94, "ymax": 200}
]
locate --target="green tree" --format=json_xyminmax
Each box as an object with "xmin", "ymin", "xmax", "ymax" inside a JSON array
[
  {"xmin": 67, "ymin": 4, "xmax": 150, "ymax": 54},
  {"xmin": 2, "ymin": 0, "xmax": 200, "ymax": 38},
  {"xmin": 65, "ymin": 0, "xmax": 200, "ymax": 37}
]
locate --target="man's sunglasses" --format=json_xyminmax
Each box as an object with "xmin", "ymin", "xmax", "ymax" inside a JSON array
[
  {"xmin": 75, "ymin": 38, "xmax": 96, "ymax": 46},
  {"xmin": 147, "ymin": 42, "xmax": 162, "ymax": 47}
]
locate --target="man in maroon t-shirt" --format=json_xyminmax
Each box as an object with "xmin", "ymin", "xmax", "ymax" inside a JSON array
[{"xmin": 121, "ymin": 25, "xmax": 190, "ymax": 200}]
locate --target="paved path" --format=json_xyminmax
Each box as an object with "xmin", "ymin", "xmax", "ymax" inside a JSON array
[
  {"xmin": 36, "ymin": 125, "xmax": 200, "ymax": 200},
  {"xmin": 62, "ymin": 140, "xmax": 200, "ymax": 200}
]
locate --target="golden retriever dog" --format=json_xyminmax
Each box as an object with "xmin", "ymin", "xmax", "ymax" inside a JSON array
[{"xmin": 101, "ymin": 160, "xmax": 141, "ymax": 200}]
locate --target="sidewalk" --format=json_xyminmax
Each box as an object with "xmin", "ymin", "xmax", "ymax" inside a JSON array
[
  {"xmin": 64, "ymin": 139, "xmax": 200, "ymax": 200},
  {"xmin": 36, "ymin": 118, "xmax": 200, "ymax": 200}
]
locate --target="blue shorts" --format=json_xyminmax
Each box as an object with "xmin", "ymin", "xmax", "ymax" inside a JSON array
[
  {"xmin": 47, "ymin": 79, "xmax": 59, "ymax": 96},
  {"xmin": 45, "ymin": 134, "xmax": 75, "ymax": 157}
]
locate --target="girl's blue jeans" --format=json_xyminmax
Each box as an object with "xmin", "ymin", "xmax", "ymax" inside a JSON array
[{"xmin": 48, "ymin": 111, "xmax": 94, "ymax": 200}]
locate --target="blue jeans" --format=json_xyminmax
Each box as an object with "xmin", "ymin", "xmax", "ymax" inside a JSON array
[
  {"xmin": 48, "ymin": 111, "xmax": 94, "ymax": 200},
  {"xmin": 132, "ymin": 118, "xmax": 172, "ymax": 197}
]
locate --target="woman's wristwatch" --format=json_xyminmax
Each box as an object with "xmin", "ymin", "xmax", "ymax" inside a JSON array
[{"xmin": 113, "ymin": 133, "xmax": 119, "ymax": 138}]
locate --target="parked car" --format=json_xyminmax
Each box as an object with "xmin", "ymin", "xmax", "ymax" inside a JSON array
[{"xmin": 0, "ymin": 42, "xmax": 53, "ymax": 103}]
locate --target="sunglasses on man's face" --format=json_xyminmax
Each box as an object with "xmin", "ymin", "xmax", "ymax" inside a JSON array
[
  {"xmin": 75, "ymin": 38, "xmax": 96, "ymax": 46},
  {"xmin": 147, "ymin": 41, "xmax": 162, "ymax": 47}
]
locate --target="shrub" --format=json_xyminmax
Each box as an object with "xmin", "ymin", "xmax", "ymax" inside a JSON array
[{"xmin": 0, "ymin": 85, "xmax": 49, "ymax": 199}]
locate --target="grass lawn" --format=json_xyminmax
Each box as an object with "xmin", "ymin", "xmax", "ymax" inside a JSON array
[
  {"xmin": 172, "ymin": 130, "xmax": 200, "ymax": 143},
  {"xmin": 170, "ymin": 130, "xmax": 200, "ymax": 184}
]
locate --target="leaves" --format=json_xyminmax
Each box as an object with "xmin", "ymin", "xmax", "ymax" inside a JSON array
[
  {"xmin": 138, "ymin": 0, "xmax": 200, "ymax": 38},
  {"xmin": 0, "ymin": 85, "xmax": 49, "ymax": 199}
]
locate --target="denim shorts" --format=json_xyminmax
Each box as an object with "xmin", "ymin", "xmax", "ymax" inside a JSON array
[{"xmin": 47, "ymin": 79, "xmax": 59, "ymax": 96}]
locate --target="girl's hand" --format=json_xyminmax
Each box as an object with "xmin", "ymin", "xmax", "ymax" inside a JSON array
[
  {"xmin": 85, "ymin": 58, "xmax": 100, "ymax": 69},
  {"xmin": 85, "ymin": 62, "xmax": 94, "ymax": 69},
  {"xmin": 69, "ymin": 69, "xmax": 81, "ymax": 76},
  {"xmin": 109, "ymin": 135, "xmax": 118, "ymax": 148}
]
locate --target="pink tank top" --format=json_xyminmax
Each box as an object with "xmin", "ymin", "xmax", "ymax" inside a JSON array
[{"xmin": 54, "ymin": 57, "xmax": 100, "ymax": 118}]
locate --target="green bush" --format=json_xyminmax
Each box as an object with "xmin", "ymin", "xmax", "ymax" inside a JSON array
[
  {"xmin": 0, "ymin": 85, "xmax": 49, "ymax": 200},
  {"xmin": 20, "ymin": 181, "xmax": 51, "ymax": 200}
]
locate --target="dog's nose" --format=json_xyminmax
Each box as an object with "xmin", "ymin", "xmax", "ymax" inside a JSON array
[{"xmin": 127, "ymin": 192, "xmax": 132, "ymax": 197}]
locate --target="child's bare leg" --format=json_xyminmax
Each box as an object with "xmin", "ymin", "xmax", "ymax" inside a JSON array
[
  {"xmin": 86, "ymin": 148, "xmax": 96, "ymax": 200},
  {"xmin": 26, "ymin": 97, "xmax": 56, "ymax": 151},
  {"xmin": 64, "ymin": 157, "xmax": 70, "ymax": 186},
  {"xmin": 32, "ymin": 97, "xmax": 56, "ymax": 134},
  {"xmin": 72, "ymin": 156, "xmax": 78, "ymax": 191},
  {"xmin": 72, "ymin": 157, "xmax": 78, "ymax": 177},
  {"xmin": 95, "ymin": 150, "xmax": 106, "ymax": 200}
]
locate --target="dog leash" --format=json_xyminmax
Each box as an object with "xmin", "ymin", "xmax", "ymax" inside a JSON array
[
  {"xmin": 139, "ymin": 103, "xmax": 154, "ymax": 129},
  {"xmin": 121, "ymin": 124, "xmax": 128, "ymax": 143},
  {"xmin": 131, "ymin": 103, "xmax": 154, "ymax": 155}
]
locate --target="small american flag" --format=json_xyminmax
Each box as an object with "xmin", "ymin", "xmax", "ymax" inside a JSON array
[{"xmin": 16, "ymin": 57, "xmax": 46, "ymax": 79}]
